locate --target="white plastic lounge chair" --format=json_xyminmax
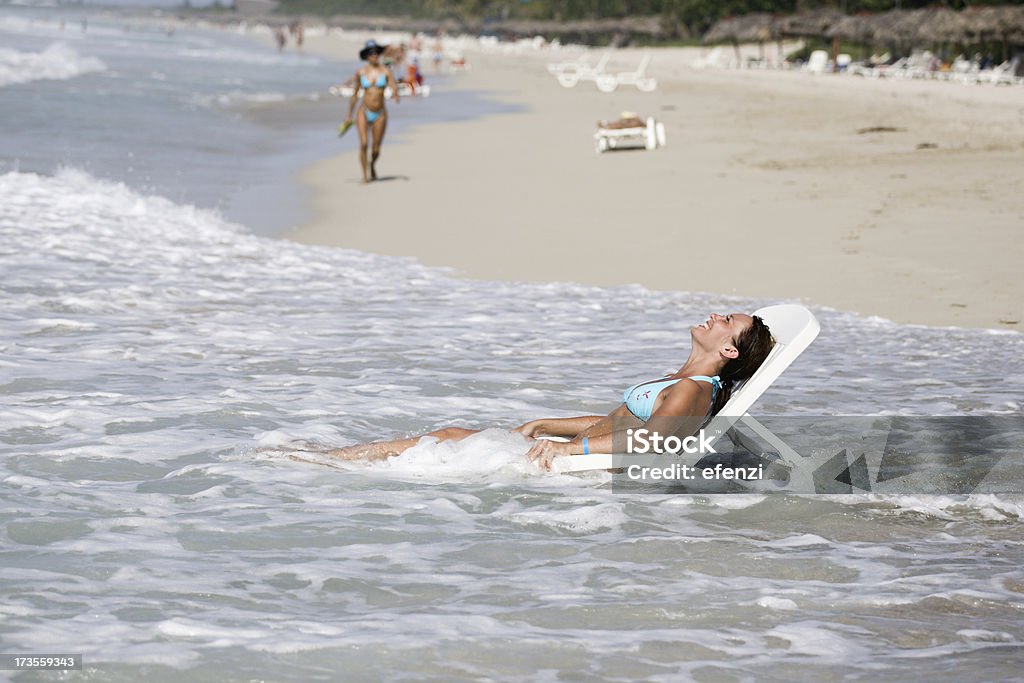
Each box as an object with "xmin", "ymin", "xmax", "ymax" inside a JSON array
[
  {"xmin": 547, "ymin": 52, "xmax": 591, "ymax": 75},
  {"xmin": 557, "ymin": 52, "xmax": 610, "ymax": 88},
  {"xmin": 594, "ymin": 117, "xmax": 666, "ymax": 153},
  {"xmin": 551, "ymin": 304, "xmax": 820, "ymax": 474},
  {"xmin": 690, "ymin": 47, "xmax": 724, "ymax": 71},
  {"xmin": 595, "ymin": 54, "xmax": 657, "ymax": 92},
  {"xmin": 805, "ymin": 50, "xmax": 830, "ymax": 75},
  {"xmin": 980, "ymin": 58, "xmax": 1022, "ymax": 86}
]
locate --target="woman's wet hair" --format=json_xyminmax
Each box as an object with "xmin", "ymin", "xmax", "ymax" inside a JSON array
[{"xmin": 709, "ymin": 315, "xmax": 775, "ymax": 417}]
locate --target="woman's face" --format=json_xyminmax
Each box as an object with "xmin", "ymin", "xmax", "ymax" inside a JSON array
[
  {"xmin": 691, "ymin": 313, "xmax": 753, "ymax": 355},
  {"xmin": 367, "ymin": 52, "xmax": 380, "ymax": 65}
]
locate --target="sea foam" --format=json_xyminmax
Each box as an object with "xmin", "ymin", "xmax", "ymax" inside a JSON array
[{"xmin": 0, "ymin": 41, "xmax": 105, "ymax": 87}]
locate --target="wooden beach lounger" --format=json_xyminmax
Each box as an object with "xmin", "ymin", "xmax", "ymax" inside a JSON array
[{"xmin": 552, "ymin": 304, "xmax": 821, "ymax": 474}]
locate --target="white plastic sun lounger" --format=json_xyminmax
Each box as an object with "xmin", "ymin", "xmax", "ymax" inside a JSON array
[
  {"xmin": 551, "ymin": 304, "xmax": 820, "ymax": 474},
  {"xmin": 594, "ymin": 117, "xmax": 666, "ymax": 153},
  {"xmin": 547, "ymin": 52, "xmax": 592, "ymax": 75},
  {"xmin": 595, "ymin": 54, "xmax": 657, "ymax": 92},
  {"xmin": 556, "ymin": 52, "xmax": 610, "ymax": 88}
]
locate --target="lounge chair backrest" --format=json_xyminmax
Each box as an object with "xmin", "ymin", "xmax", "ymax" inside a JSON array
[{"xmin": 716, "ymin": 304, "xmax": 820, "ymax": 418}]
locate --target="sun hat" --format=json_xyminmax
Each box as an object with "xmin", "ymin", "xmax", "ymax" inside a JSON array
[{"xmin": 359, "ymin": 39, "xmax": 386, "ymax": 60}]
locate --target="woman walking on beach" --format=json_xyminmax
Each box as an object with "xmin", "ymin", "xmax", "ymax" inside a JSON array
[
  {"xmin": 344, "ymin": 40, "xmax": 400, "ymax": 183},
  {"xmin": 288, "ymin": 313, "xmax": 775, "ymax": 471}
]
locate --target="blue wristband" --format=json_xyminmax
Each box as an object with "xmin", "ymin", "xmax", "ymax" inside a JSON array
[{"xmin": 582, "ymin": 437, "xmax": 590, "ymax": 455}]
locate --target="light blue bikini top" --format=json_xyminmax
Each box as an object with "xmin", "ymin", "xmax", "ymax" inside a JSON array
[
  {"xmin": 623, "ymin": 375, "xmax": 722, "ymax": 421},
  {"xmin": 360, "ymin": 72, "xmax": 388, "ymax": 89}
]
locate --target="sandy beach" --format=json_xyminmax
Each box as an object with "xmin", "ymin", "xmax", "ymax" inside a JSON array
[{"xmin": 286, "ymin": 34, "xmax": 1023, "ymax": 330}]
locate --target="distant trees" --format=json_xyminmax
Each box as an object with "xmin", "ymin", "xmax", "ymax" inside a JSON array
[{"xmin": 276, "ymin": 0, "xmax": 1024, "ymax": 38}]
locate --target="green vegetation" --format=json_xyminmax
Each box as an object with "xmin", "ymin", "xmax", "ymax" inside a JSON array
[{"xmin": 277, "ymin": 0, "xmax": 1024, "ymax": 37}]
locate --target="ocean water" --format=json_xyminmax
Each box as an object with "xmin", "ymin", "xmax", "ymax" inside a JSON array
[
  {"xmin": 3, "ymin": 10, "xmax": 1024, "ymax": 683},
  {"xmin": 0, "ymin": 7, "xmax": 355, "ymax": 235}
]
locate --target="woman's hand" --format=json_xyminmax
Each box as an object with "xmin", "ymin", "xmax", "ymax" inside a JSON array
[
  {"xmin": 526, "ymin": 439, "xmax": 575, "ymax": 471},
  {"xmin": 513, "ymin": 420, "xmax": 546, "ymax": 438}
]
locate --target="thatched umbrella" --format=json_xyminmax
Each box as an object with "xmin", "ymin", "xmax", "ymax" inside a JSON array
[
  {"xmin": 1005, "ymin": 6, "xmax": 1024, "ymax": 46},
  {"xmin": 960, "ymin": 5, "xmax": 1024, "ymax": 58},
  {"xmin": 732, "ymin": 13, "xmax": 779, "ymax": 44},
  {"xmin": 914, "ymin": 8, "xmax": 966, "ymax": 47},
  {"xmin": 737, "ymin": 13, "xmax": 784, "ymax": 61},
  {"xmin": 888, "ymin": 8, "xmax": 928, "ymax": 48},
  {"xmin": 777, "ymin": 8, "xmax": 844, "ymax": 39},
  {"xmin": 962, "ymin": 5, "xmax": 1024, "ymax": 46},
  {"xmin": 825, "ymin": 13, "xmax": 880, "ymax": 60},
  {"xmin": 864, "ymin": 8, "xmax": 927, "ymax": 51},
  {"xmin": 703, "ymin": 13, "xmax": 779, "ymax": 64},
  {"xmin": 703, "ymin": 15, "xmax": 744, "ymax": 44}
]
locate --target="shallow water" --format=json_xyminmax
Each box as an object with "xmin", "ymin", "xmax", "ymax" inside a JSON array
[
  {"xmin": 3, "ymin": 168, "xmax": 1024, "ymax": 682},
  {"xmin": 2, "ymin": 9, "xmax": 1024, "ymax": 683}
]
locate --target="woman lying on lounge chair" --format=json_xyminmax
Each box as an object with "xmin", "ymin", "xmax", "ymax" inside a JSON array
[{"xmin": 285, "ymin": 313, "xmax": 775, "ymax": 470}]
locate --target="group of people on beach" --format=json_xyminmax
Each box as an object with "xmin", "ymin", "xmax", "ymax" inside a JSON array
[{"xmin": 274, "ymin": 21, "xmax": 304, "ymax": 52}]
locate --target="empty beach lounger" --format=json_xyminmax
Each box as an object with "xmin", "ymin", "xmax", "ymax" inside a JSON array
[
  {"xmin": 594, "ymin": 117, "xmax": 666, "ymax": 153},
  {"xmin": 547, "ymin": 52, "xmax": 592, "ymax": 75},
  {"xmin": 551, "ymin": 304, "xmax": 820, "ymax": 474},
  {"xmin": 556, "ymin": 52, "xmax": 610, "ymax": 88},
  {"xmin": 595, "ymin": 54, "xmax": 657, "ymax": 92}
]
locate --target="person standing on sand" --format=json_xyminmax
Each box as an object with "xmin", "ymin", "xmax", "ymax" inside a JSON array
[
  {"xmin": 343, "ymin": 40, "xmax": 400, "ymax": 184},
  {"xmin": 432, "ymin": 33, "xmax": 444, "ymax": 73}
]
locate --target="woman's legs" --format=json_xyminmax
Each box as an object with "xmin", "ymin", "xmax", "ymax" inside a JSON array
[
  {"xmin": 369, "ymin": 111, "xmax": 387, "ymax": 180},
  {"xmin": 356, "ymin": 108, "xmax": 370, "ymax": 183},
  {"xmin": 321, "ymin": 426, "xmax": 478, "ymax": 461}
]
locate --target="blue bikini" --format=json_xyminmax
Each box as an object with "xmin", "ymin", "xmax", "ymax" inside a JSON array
[
  {"xmin": 360, "ymin": 73, "xmax": 388, "ymax": 88},
  {"xmin": 623, "ymin": 375, "xmax": 722, "ymax": 421},
  {"xmin": 359, "ymin": 72, "xmax": 388, "ymax": 123}
]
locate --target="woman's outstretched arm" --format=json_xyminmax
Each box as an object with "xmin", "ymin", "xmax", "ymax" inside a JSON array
[
  {"xmin": 514, "ymin": 416, "xmax": 605, "ymax": 439},
  {"xmin": 527, "ymin": 381, "xmax": 707, "ymax": 469}
]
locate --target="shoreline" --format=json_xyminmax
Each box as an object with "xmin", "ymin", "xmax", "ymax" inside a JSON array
[{"xmin": 283, "ymin": 34, "xmax": 1024, "ymax": 330}]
